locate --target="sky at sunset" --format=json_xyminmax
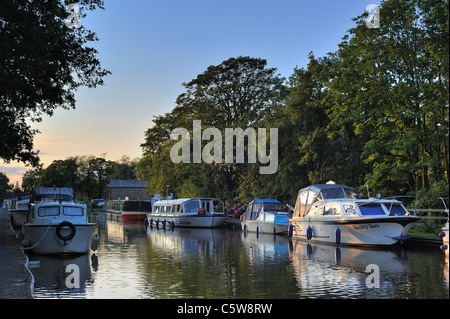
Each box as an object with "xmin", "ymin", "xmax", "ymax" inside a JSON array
[{"xmin": 1, "ymin": 0, "xmax": 381, "ymax": 186}]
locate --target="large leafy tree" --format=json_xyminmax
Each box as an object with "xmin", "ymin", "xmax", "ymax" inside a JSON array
[
  {"xmin": 326, "ymin": 0, "xmax": 449, "ymax": 196},
  {"xmin": 0, "ymin": 0, "xmax": 110, "ymax": 166},
  {"xmin": 138, "ymin": 56, "xmax": 287, "ymax": 200}
]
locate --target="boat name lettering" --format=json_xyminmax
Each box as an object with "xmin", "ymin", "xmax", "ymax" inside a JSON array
[{"xmin": 352, "ymin": 224, "xmax": 380, "ymax": 230}]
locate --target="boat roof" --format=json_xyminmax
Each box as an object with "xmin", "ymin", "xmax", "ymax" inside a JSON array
[
  {"xmin": 298, "ymin": 184, "xmax": 356, "ymax": 193},
  {"xmin": 30, "ymin": 187, "xmax": 74, "ymax": 203},
  {"xmin": 153, "ymin": 198, "xmax": 223, "ymax": 205},
  {"xmin": 248, "ymin": 199, "xmax": 281, "ymax": 205}
]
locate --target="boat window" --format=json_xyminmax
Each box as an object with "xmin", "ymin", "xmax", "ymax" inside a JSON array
[
  {"xmin": 344, "ymin": 188, "xmax": 363, "ymax": 199},
  {"xmin": 202, "ymin": 201, "xmax": 211, "ymax": 212},
  {"xmin": 63, "ymin": 206, "xmax": 84, "ymax": 216},
  {"xmin": 343, "ymin": 204, "xmax": 357, "ymax": 216},
  {"xmin": 173, "ymin": 204, "xmax": 181, "ymax": 213},
  {"xmin": 253, "ymin": 204, "xmax": 261, "ymax": 213},
  {"xmin": 38, "ymin": 206, "xmax": 60, "ymax": 217},
  {"xmin": 265, "ymin": 214, "xmax": 275, "ymax": 222},
  {"xmin": 184, "ymin": 200, "xmax": 200, "ymax": 214},
  {"xmin": 294, "ymin": 190, "xmax": 318, "ymax": 218},
  {"xmin": 124, "ymin": 201, "xmax": 139, "ymax": 212},
  {"xmin": 165, "ymin": 206, "xmax": 172, "ymax": 213},
  {"xmin": 358, "ymin": 204, "xmax": 385, "ymax": 216},
  {"xmin": 321, "ymin": 188, "xmax": 347, "ymax": 199},
  {"xmin": 386, "ymin": 204, "xmax": 407, "ymax": 216},
  {"xmin": 263, "ymin": 203, "xmax": 284, "ymax": 212},
  {"xmin": 323, "ymin": 205, "xmax": 341, "ymax": 216},
  {"xmin": 213, "ymin": 200, "xmax": 224, "ymax": 213},
  {"xmin": 153, "ymin": 206, "xmax": 160, "ymax": 213}
]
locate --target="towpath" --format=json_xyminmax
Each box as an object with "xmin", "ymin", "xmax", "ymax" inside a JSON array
[{"xmin": 0, "ymin": 207, "xmax": 33, "ymax": 299}]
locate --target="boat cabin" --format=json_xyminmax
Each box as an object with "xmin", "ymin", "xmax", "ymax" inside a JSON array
[
  {"xmin": 151, "ymin": 198, "xmax": 225, "ymax": 215},
  {"xmin": 243, "ymin": 199, "xmax": 289, "ymax": 222},
  {"xmin": 293, "ymin": 184, "xmax": 410, "ymax": 218},
  {"xmin": 27, "ymin": 187, "xmax": 88, "ymax": 224},
  {"xmin": 30, "ymin": 187, "xmax": 75, "ymax": 203}
]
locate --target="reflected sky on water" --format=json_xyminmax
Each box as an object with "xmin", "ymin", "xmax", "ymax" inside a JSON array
[{"xmin": 27, "ymin": 212, "xmax": 449, "ymax": 299}]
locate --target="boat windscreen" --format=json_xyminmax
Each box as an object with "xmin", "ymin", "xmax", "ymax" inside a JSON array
[
  {"xmin": 263, "ymin": 203, "xmax": 285, "ymax": 212},
  {"xmin": 321, "ymin": 188, "xmax": 363, "ymax": 200}
]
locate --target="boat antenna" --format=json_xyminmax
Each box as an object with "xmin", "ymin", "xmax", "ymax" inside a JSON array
[{"xmin": 365, "ymin": 185, "xmax": 370, "ymax": 198}]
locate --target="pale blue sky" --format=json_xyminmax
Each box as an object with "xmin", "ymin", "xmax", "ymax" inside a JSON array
[{"xmin": 2, "ymin": 0, "xmax": 380, "ymax": 185}]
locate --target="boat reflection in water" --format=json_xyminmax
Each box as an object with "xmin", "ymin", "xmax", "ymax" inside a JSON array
[
  {"xmin": 28, "ymin": 213, "xmax": 448, "ymax": 299},
  {"xmin": 288, "ymin": 239, "xmax": 448, "ymax": 298},
  {"xmin": 27, "ymin": 253, "xmax": 96, "ymax": 298}
]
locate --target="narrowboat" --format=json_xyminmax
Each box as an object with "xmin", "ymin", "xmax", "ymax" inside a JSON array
[{"xmin": 106, "ymin": 199, "xmax": 152, "ymax": 221}]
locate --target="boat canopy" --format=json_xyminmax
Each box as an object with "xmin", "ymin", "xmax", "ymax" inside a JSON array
[
  {"xmin": 293, "ymin": 184, "xmax": 362, "ymax": 218},
  {"xmin": 243, "ymin": 199, "xmax": 283, "ymax": 221},
  {"xmin": 30, "ymin": 187, "xmax": 74, "ymax": 203}
]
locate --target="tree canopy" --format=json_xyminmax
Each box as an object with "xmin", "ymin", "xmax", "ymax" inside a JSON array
[
  {"xmin": 0, "ymin": 0, "xmax": 110, "ymax": 166},
  {"xmin": 138, "ymin": 0, "xmax": 448, "ymax": 208}
]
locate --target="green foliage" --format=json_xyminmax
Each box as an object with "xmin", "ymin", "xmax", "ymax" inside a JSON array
[
  {"xmin": 0, "ymin": 0, "xmax": 110, "ymax": 166},
  {"xmin": 138, "ymin": 0, "xmax": 448, "ymax": 206},
  {"xmin": 36, "ymin": 155, "xmax": 137, "ymax": 198}
]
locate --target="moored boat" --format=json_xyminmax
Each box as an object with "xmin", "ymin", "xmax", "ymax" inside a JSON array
[
  {"xmin": 241, "ymin": 199, "xmax": 290, "ymax": 234},
  {"xmin": 148, "ymin": 198, "xmax": 226, "ymax": 228},
  {"xmin": 21, "ymin": 187, "xmax": 96, "ymax": 255},
  {"xmin": 106, "ymin": 199, "xmax": 152, "ymax": 221},
  {"xmin": 10, "ymin": 197, "xmax": 29, "ymax": 227},
  {"xmin": 289, "ymin": 183, "xmax": 419, "ymax": 247}
]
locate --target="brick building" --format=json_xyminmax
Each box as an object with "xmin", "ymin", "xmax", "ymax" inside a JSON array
[{"xmin": 106, "ymin": 180, "xmax": 151, "ymax": 200}]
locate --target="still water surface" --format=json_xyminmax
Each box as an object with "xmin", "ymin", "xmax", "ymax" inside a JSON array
[{"xmin": 28, "ymin": 212, "xmax": 449, "ymax": 299}]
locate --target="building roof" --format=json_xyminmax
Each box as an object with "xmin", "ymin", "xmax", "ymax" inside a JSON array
[{"xmin": 109, "ymin": 180, "xmax": 147, "ymax": 188}]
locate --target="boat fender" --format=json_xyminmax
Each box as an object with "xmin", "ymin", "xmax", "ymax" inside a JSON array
[
  {"xmin": 439, "ymin": 232, "xmax": 446, "ymax": 238},
  {"xmin": 91, "ymin": 234, "xmax": 99, "ymax": 251},
  {"xmin": 440, "ymin": 244, "xmax": 448, "ymax": 251},
  {"xmin": 56, "ymin": 221, "xmax": 76, "ymax": 242},
  {"xmin": 335, "ymin": 227, "xmax": 341, "ymax": 245},
  {"xmin": 306, "ymin": 226, "xmax": 312, "ymax": 240},
  {"xmin": 288, "ymin": 224, "xmax": 294, "ymax": 237},
  {"xmin": 273, "ymin": 226, "xmax": 277, "ymax": 235},
  {"xmin": 243, "ymin": 224, "xmax": 247, "ymax": 233}
]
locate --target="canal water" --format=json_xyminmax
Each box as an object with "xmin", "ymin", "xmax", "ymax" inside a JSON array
[{"xmin": 27, "ymin": 212, "xmax": 449, "ymax": 299}]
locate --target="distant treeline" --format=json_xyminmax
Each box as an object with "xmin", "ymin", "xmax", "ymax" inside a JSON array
[
  {"xmin": 21, "ymin": 155, "xmax": 138, "ymax": 199},
  {"xmin": 137, "ymin": 0, "xmax": 449, "ymax": 208}
]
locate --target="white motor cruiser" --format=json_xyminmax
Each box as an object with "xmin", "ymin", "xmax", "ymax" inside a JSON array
[
  {"xmin": 289, "ymin": 184, "xmax": 419, "ymax": 247},
  {"xmin": 241, "ymin": 199, "xmax": 290, "ymax": 235},
  {"xmin": 148, "ymin": 198, "xmax": 226, "ymax": 228},
  {"xmin": 10, "ymin": 197, "xmax": 30, "ymax": 227},
  {"xmin": 21, "ymin": 187, "xmax": 96, "ymax": 255}
]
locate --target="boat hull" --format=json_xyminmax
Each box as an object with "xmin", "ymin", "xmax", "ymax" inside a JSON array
[
  {"xmin": 242, "ymin": 220, "xmax": 288, "ymax": 234},
  {"xmin": 121, "ymin": 211, "xmax": 148, "ymax": 221},
  {"xmin": 11, "ymin": 210, "xmax": 28, "ymax": 227},
  {"xmin": 21, "ymin": 223, "xmax": 96, "ymax": 255},
  {"xmin": 290, "ymin": 216, "xmax": 419, "ymax": 247},
  {"xmin": 148, "ymin": 214, "xmax": 226, "ymax": 228}
]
